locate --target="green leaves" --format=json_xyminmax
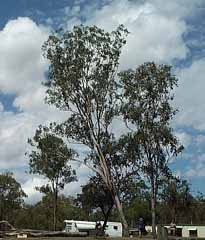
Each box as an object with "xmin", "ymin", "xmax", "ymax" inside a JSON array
[
  {"xmin": 119, "ymin": 62, "xmax": 183, "ymax": 232},
  {"xmin": 0, "ymin": 172, "xmax": 26, "ymax": 220},
  {"xmin": 42, "ymin": 25, "xmax": 128, "ymax": 142},
  {"xmin": 27, "ymin": 125, "xmax": 77, "ymax": 230},
  {"xmin": 119, "ymin": 62, "xmax": 183, "ymax": 173},
  {"xmin": 42, "ymin": 24, "xmax": 132, "ymax": 202},
  {"xmin": 28, "ymin": 125, "xmax": 77, "ymax": 187},
  {"xmin": 77, "ymin": 175, "xmax": 114, "ymax": 214}
]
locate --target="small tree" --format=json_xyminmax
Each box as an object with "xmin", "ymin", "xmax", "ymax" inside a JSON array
[
  {"xmin": 77, "ymin": 175, "xmax": 114, "ymax": 231},
  {"xmin": 160, "ymin": 178, "xmax": 193, "ymax": 224},
  {"xmin": 119, "ymin": 62, "xmax": 183, "ymax": 238},
  {"xmin": 0, "ymin": 172, "xmax": 26, "ymax": 222},
  {"xmin": 28, "ymin": 125, "xmax": 77, "ymax": 231},
  {"xmin": 42, "ymin": 25, "xmax": 131, "ymax": 234}
]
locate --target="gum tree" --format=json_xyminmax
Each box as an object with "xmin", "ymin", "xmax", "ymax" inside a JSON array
[
  {"xmin": 28, "ymin": 125, "xmax": 77, "ymax": 231},
  {"xmin": 77, "ymin": 175, "xmax": 114, "ymax": 231},
  {"xmin": 119, "ymin": 62, "xmax": 183, "ymax": 238},
  {"xmin": 42, "ymin": 25, "xmax": 130, "ymax": 234},
  {"xmin": 0, "ymin": 172, "xmax": 26, "ymax": 222}
]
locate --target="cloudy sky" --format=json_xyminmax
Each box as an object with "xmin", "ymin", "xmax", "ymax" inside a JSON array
[{"xmin": 0, "ymin": 0, "xmax": 205, "ymax": 203}]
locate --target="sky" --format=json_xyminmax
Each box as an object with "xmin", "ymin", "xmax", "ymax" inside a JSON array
[{"xmin": 0, "ymin": 0, "xmax": 205, "ymax": 203}]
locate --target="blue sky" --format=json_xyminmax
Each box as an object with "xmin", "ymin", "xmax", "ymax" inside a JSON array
[{"xmin": 0, "ymin": 0, "xmax": 205, "ymax": 203}]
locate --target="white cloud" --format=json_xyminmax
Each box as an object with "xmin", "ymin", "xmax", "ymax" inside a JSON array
[
  {"xmin": 175, "ymin": 132, "xmax": 192, "ymax": 148},
  {"xmin": 0, "ymin": 18, "xmax": 68, "ymax": 172},
  {"xmin": 183, "ymin": 152, "xmax": 205, "ymax": 178},
  {"xmin": 146, "ymin": 0, "xmax": 204, "ymax": 19},
  {"xmin": 60, "ymin": 0, "xmax": 190, "ymax": 68},
  {"xmin": 186, "ymin": 166, "xmax": 205, "ymax": 178},
  {"xmin": 0, "ymin": 111, "xmax": 40, "ymax": 169},
  {"xmin": 195, "ymin": 135, "xmax": 205, "ymax": 148},
  {"xmin": 21, "ymin": 163, "xmax": 91, "ymax": 204},
  {"xmin": 22, "ymin": 176, "xmax": 47, "ymax": 204},
  {"xmin": 63, "ymin": 163, "xmax": 92, "ymax": 197},
  {"xmin": 175, "ymin": 59, "xmax": 205, "ymax": 130},
  {"xmin": 0, "ymin": 102, "xmax": 4, "ymax": 112},
  {"xmin": 0, "ymin": 17, "xmax": 66, "ymax": 122},
  {"xmin": 83, "ymin": 0, "xmax": 188, "ymax": 69},
  {"xmin": 0, "ymin": 17, "xmax": 49, "ymax": 95}
]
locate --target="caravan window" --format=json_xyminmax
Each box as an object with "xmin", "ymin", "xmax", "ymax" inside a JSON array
[
  {"xmin": 113, "ymin": 226, "xmax": 118, "ymax": 230},
  {"xmin": 176, "ymin": 228, "xmax": 182, "ymax": 237},
  {"xmin": 189, "ymin": 229, "xmax": 197, "ymax": 237},
  {"xmin": 66, "ymin": 223, "xmax": 72, "ymax": 231}
]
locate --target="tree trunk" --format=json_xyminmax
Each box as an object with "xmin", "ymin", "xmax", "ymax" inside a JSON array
[
  {"xmin": 53, "ymin": 190, "xmax": 58, "ymax": 231},
  {"xmin": 0, "ymin": 200, "xmax": 3, "ymax": 220},
  {"xmin": 113, "ymin": 194, "xmax": 129, "ymax": 237},
  {"xmin": 91, "ymin": 138, "xmax": 129, "ymax": 236},
  {"xmin": 53, "ymin": 199, "xmax": 56, "ymax": 231},
  {"xmin": 89, "ymin": 131, "xmax": 129, "ymax": 236},
  {"xmin": 102, "ymin": 205, "xmax": 113, "ymax": 231},
  {"xmin": 151, "ymin": 191, "xmax": 157, "ymax": 239}
]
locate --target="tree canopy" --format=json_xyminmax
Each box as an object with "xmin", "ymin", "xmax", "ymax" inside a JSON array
[
  {"xmin": 28, "ymin": 125, "xmax": 77, "ymax": 230},
  {"xmin": 0, "ymin": 172, "xmax": 26, "ymax": 222},
  {"xmin": 42, "ymin": 24, "xmax": 131, "ymax": 233},
  {"xmin": 119, "ymin": 62, "xmax": 184, "ymax": 237}
]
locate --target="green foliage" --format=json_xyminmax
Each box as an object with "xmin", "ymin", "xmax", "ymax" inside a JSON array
[
  {"xmin": 120, "ymin": 62, "xmax": 183, "ymax": 186},
  {"xmin": 77, "ymin": 175, "xmax": 114, "ymax": 215},
  {"xmin": 159, "ymin": 177, "xmax": 194, "ymax": 223},
  {"xmin": 119, "ymin": 62, "xmax": 184, "ymax": 236},
  {"xmin": 126, "ymin": 199, "xmax": 151, "ymax": 227},
  {"xmin": 119, "ymin": 62, "xmax": 183, "ymax": 176},
  {"xmin": 28, "ymin": 125, "xmax": 77, "ymax": 187},
  {"xmin": 42, "ymin": 24, "xmax": 131, "ymax": 232},
  {"xmin": 43, "ymin": 24, "xmax": 128, "ymax": 115},
  {"xmin": 0, "ymin": 172, "xmax": 26, "ymax": 222},
  {"xmin": 124, "ymin": 180, "xmax": 151, "ymax": 227},
  {"xmin": 42, "ymin": 24, "xmax": 129, "ymax": 160},
  {"xmin": 77, "ymin": 175, "xmax": 114, "ymax": 230},
  {"xmin": 27, "ymin": 125, "xmax": 77, "ymax": 230},
  {"xmin": 84, "ymin": 137, "xmax": 140, "ymax": 201},
  {"xmin": 14, "ymin": 195, "xmax": 85, "ymax": 231},
  {"xmin": 6, "ymin": 174, "xmax": 205, "ymax": 230}
]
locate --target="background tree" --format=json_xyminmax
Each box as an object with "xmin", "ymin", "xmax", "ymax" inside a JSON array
[
  {"xmin": 190, "ymin": 192, "xmax": 205, "ymax": 224},
  {"xmin": 124, "ymin": 180, "xmax": 151, "ymax": 227},
  {"xmin": 160, "ymin": 177, "xmax": 194, "ymax": 224},
  {"xmin": 119, "ymin": 62, "xmax": 183, "ymax": 238},
  {"xmin": 14, "ymin": 194, "xmax": 84, "ymax": 230},
  {"xmin": 28, "ymin": 125, "xmax": 77, "ymax": 231},
  {"xmin": 0, "ymin": 172, "xmax": 26, "ymax": 223},
  {"xmin": 126, "ymin": 197, "xmax": 151, "ymax": 228},
  {"xmin": 77, "ymin": 175, "xmax": 114, "ymax": 231},
  {"xmin": 42, "ymin": 24, "xmax": 131, "ymax": 234}
]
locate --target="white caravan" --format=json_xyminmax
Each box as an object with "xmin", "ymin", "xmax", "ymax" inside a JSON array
[
  {"xmin": 164, "ymin": 224, "xmax": 205, "ymax": 238},
  {"xmin": 64, "ymin": 220, "xmax": 123, "ymax": 237}
]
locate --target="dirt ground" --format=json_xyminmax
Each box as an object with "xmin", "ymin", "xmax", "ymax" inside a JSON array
[{"xmin": 5, "ymin": 238, "xmax": 153, "ymax": 240}]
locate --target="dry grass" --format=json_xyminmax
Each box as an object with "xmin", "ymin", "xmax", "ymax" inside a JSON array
[{"xmin": 5, "ymin": 238, "xmax": 152, "ymax": 240}]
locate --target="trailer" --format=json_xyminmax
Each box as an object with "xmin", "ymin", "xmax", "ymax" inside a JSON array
[
  {"xmin": 164, "ymin": 224, "xmax": 205, "ymax": 238},
  {"xmin": 64, "ymin": 220, "xmax": 122, "ymax": 237}
]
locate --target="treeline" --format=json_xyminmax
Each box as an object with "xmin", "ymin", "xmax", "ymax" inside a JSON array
[
  {"xmin": 1, "ymin": 172, "xmax": 205, "ymax": 232},
  {"xmin": 0, "ymin": 24, "xmax": 197, "ymax": 237}
]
